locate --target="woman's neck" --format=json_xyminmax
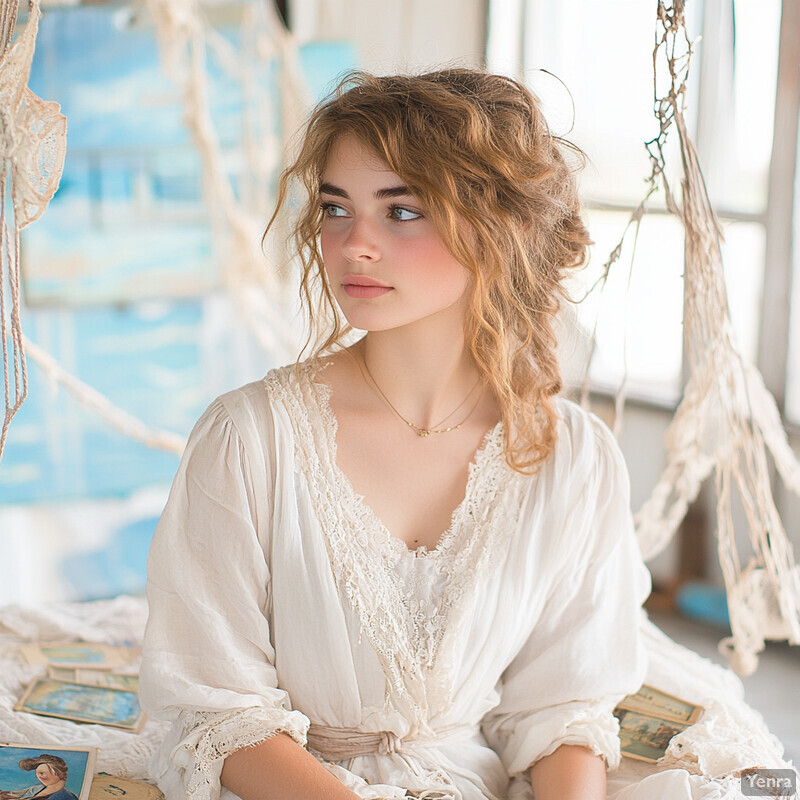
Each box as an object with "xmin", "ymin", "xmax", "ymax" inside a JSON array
[{"xmin": 358, "ymin": 325, "xmax": 481, "ymax": 430}]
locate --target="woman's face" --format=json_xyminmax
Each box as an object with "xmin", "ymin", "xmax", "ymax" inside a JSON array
[
  {"xmin": 35, "ymin": 764, "xmax": 61, "ymax": 787},
  {"xmin": 319, "ymin": 135, "xmax": 470, "ymax": 334}
]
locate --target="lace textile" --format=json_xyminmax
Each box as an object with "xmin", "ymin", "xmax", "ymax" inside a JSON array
[
  {"xmin": 177, "ymin": 707, "xmax": 309, "ymax": 800},
  {"xmin": 0, "ymin": 0, "xmax": 66, "ymax": 458},
  {"xmin": 266, "ymin": 362, "xmax": 527, "ymax": 724}
]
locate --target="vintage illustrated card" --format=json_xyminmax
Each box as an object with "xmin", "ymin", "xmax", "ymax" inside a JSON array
[
  {"xmin": 614, "ymin": 684, "xmax": 703, "ymax": 763},
  {"xmin": 15, "ymin": 678, "xmax": 145, "ymax": 732},
  {"xmin": 20, "ymin": 642, "xmax": 138, "ymax": 671},
  {"xmin": 89, "ymin": 774, "xmax": 164, "ymax": 800},
  {"xmin": 615, "ymin": 684, "xmax": 703, "ymax": 725},
  {"xmin": 0, "ymin": 742, "xmax": 96, "ymax": 800},
  {"xmin": 48, "ymin": 667, "xmax": 139, "ymax": 692}
]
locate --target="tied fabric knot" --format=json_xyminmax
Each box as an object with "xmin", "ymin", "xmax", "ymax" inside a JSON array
[
  {"xmin": 305, "ymin": 722, "xmax": 477, "ymax": 763},
  {"xmin": 306, "ymin": 724, "xmax": 408, "ymax": 761},
  {"xmin": 379, "ymin": 730, "xmax": 402, "ymax": 755}
]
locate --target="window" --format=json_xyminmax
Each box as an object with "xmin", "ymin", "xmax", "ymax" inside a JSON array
[{"xmin": 488, "ymin": 0, "xmax": 784, "ymax": 406}]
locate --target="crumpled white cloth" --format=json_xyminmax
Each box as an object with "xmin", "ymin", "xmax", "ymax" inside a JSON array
[
  {"xmin": 0, "ymin": 594, "xmax": 168, "ymax": 779},
  {"xmin": 0, "ymin": 596, "xmax": 794, "ymax": 799},
  {"xmin": 605, "ymin": 618, "xmax": 796, "ymax": 800}
]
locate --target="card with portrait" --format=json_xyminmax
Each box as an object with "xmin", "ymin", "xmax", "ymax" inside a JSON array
[{"xmin": 0, "ymin": 742, "xmax": 96, "ymax": 800}]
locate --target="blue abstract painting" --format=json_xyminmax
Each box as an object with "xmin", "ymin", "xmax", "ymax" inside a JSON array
[
  {"xmin": 0, "ymin": 301, "xmax": 206, "ymax": 502},
  {"xmin": 23, "ymin": 4, "xmax": 356, "ymax": 306},
  {"xmin": 0, "ymin": 4, "xmax": 356, "ymax": 507}
]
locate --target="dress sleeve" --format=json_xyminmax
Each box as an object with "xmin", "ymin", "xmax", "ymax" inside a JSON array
[
  {"xmin": 481, "ymin": 410, "xmax": 651, "ymax": 777},
  {"xmin": 139, "ymin": 395, "xmax": 310, "ymax": 800}
]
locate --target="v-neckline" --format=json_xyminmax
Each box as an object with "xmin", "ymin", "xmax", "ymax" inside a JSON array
[
  {"xmin": 267, "ymin": 360, "xmax": 527, "ymax": 707},
  {"xmin": 309, "ymin": 359, "xmax": 504, "ymax": 559}
]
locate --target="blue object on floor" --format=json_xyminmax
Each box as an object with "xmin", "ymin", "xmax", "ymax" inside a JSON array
[{"xmin": 675, "ymin": 581, "xmax": 731, "ymax": 629}]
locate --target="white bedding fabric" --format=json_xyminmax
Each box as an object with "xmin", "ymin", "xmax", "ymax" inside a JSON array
[
  {"xmin": 132, "ymin": 361, "xmax": 794, "ymax": 800},
  {"xmin": 0, "ymin": 595, "xmax": 168, "ymax": 777}
]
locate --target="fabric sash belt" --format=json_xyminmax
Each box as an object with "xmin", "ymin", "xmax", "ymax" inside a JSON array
[{"xmin": 306, "ymin": 723, "xmax": 477, "ymax": 761}]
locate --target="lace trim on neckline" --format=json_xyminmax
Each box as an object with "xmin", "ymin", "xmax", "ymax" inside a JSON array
[
  {"xmin": 312, "ymin": 360, "xmax": 504, "ymax": 559},
  {"xmin": 265, "ymin": 361, "xmax": 526, "ymax": 720}
]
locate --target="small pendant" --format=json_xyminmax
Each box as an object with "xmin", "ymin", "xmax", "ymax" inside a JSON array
[{"xmin": 418, "ymin": 428, "xmax": 431, "ymax": 437}]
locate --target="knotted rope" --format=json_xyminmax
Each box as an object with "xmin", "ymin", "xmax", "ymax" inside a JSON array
[
  {"xmin": 0, "ymin": 0, "xmax": 66, "ymax": 459},
  {"xmin": 590, "ymin": 0, "xmax": 800, "ymax": 673}
]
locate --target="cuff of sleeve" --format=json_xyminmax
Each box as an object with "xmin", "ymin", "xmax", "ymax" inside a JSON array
[
  {"xmin": 173, "ymin": 706, "xmax": 311, "ymax": 800},
  {"xmin": 504, "ymin": 707, "xmax": 622, "ymax": 777}
]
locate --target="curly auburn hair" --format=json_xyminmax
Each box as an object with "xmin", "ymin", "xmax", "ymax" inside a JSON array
[{"xmin": 269, "ymin": 68, "xmax": 591, "ymax": 472}]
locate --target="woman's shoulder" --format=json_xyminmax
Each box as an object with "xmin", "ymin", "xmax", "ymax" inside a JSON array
[
  {"xmin": 546, "ymin": 395, "xmax": 626, "ymax": 478},
  {"xmin": 551, "ymin": 395, "xmax": 616, "ymax": 446},
  {"xmin": 195, "ymin": 357, "xmax": 329, "ymax": 444},
  {"xmin": 261, "ymin": 357, "xmax": 326, "ymax": 396},
  {"xmin": 209, "ymin": 359, "xmax": 315, "ymax": 421}
]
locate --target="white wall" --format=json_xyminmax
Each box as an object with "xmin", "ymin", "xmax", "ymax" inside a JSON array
[{"xmin": 291, "ymin": 0, "xmax": 487, "ymax": 73}]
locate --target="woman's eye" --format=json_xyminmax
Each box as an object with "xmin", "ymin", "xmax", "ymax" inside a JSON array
[
  {"xmin": 389, "ymin": 205, "xmax": 422, "ymax": 222},
  {"xmin": 320, "ymin": 202, "xmax": 348, "ymax": 218}
]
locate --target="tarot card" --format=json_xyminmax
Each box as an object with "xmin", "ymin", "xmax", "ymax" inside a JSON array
[
  {"xmin": 614, "ymin": 707, "xmax": 692, "ymax": 762},
  {"xmin": 20, "ymin": 642, "xmax": 138, "ymax": 671},
  {"xmin": 48, "ymin": 667, "xmax": 140, "ymax": 692},
  {"xmin": 89, "ymin": 774, "xmax": 164, "ymax": 799},
  {"xmin": 613, "ymin": 684, "xmax": 703, "ymax": 762},
  {"xmin": 15, "ymin": 678, "xmax": 145, "ymax": 732},
  {"xmin": 615, "ymin": 684, "xmax": 703, "ymax": 724},
  {"xmin": 0, "ymin": 742, "xmax": 96, "ymax": 800}
]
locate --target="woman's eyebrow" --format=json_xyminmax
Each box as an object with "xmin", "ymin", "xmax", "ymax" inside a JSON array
[
  {"xmin": 375, "ymin": 185, "xmax": 412, "ymax": 199},
  {"xmin": 318, "ymin": 182, "xmax": 412, "ymax": 199}
]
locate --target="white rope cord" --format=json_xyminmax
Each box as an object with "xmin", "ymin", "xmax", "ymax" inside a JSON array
[
  {"xmin": 23, "ymin": 335, "xmax": 186, "ymax": 454},
  {"xmin": 144, "ymin": 0, "xmax": 307, "ymax": 362},
  {"xmin": 579, "ymin": 204, "xmax": 650, "ymax": 440},
  {"xmin": 596, "ymin": 1, "xmax": 800, "ymax": 674},
  {"xmin": 5, "ymin": 2, "xmax": 797, "ymax": 676},
  {"xmin": 1, "ymin": 162, "xmax": 27, "ymax": 460},
  {"xmin": 0, "ymin": 1, "xmax": 306, "ymax": 462},
  {"xmin": 0, "ymin": 0, "xmax": 18, "ymax": 54},
  {"xmin": 0, "ymin": 0, "xmax": 66, "ymax": 460}
]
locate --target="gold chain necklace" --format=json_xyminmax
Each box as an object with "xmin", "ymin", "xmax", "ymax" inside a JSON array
[{"xmin": 358, "ymin": 354, "xmax": 483, "ymax": 437}]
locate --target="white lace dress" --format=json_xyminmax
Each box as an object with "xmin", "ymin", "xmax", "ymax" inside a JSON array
[{"xmin": 139, "ymin": 361, "xmax": 790, "ymax": 800}]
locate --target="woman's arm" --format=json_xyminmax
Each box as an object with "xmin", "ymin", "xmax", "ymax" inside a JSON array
[
  {"xmin": 221, "ymin": 733, "xmax": 361, "ymax": 800},
  {"xmin": 140, "ymin": 396, "xmax": 313, "ymax": 796},
  {"xmin": 482, "ymin": 409, "xmax": 650, "ymax": 779},
  {"xmin": 528, "ymin": 744, "xmax": 606, "ymax": 800}
]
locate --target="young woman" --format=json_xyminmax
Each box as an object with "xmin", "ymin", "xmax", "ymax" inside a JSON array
[{"xmin": 140, "ymin": 70, "xmax": 780, "ymax": 800}]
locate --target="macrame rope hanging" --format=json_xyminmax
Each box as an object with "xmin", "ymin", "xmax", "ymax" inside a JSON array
[
  {"xmin": 588, "ymin": 0, "xmax": 800, "ymax": 674},
  {"xmin": 3, "ymin": 0, "xmax": 799, "ymax": 676},
  {"xmin": 0, "ymin": 0, "xmax": 308, "ymax": 462},
  {"xmin": 23, "ymin": 335, "xmax": 186, "ymax": 454},
  {"xmin": 144, "ymin": 0, "xmax": 307, "ymax": 360},
  {"xmin": 0, "ymin": 0, "xmax": 65, "ymax": 460}
]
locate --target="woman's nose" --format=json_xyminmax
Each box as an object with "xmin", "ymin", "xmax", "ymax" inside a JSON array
[{"xmin": 342, "ymin": 217, "xmax": 381, "ymax": 262}]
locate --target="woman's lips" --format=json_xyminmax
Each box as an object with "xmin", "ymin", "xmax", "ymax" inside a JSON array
[
  {"xmin": 343, "ymin": 284, "xmax": 393, "ymax": 298},
  {"xmin": 341, "ymin": 275, "xmax": 393, "ymax": 299}
]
